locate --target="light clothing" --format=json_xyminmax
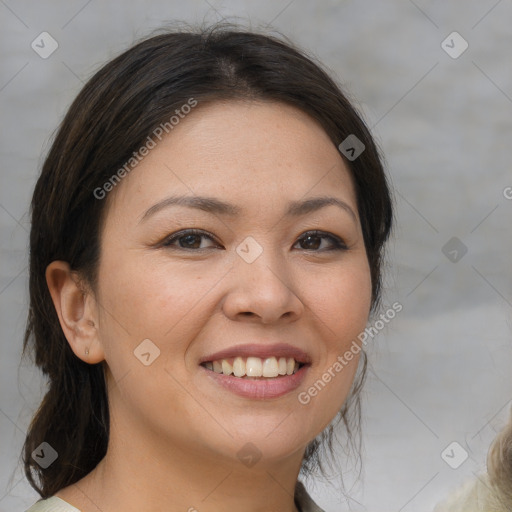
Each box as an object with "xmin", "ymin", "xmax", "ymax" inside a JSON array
[
  {"xmin": 26, "ymin": 480, "xmax": 325, "ymax": 512},
  {"xmin": 25, "ymin": 496, "xmax": 80, "ymax": 512},
  {"xmin": 433, "ymin": 473, "xmax": 509, "ymax": 512}
]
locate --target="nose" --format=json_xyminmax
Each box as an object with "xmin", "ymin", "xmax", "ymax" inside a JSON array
[{"xmin": 222, "ymin": 247, "xmax": 305, "ymax": 324}]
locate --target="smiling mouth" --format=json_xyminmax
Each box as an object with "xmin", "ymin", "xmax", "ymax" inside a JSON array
[{"xmin": 200, "ymin": 356, "xmax": 305, "ymax": 379}]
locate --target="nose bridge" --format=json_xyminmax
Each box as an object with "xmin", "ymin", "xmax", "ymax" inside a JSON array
[
  {"xmin": 236, "ymin": 234, "xmax": 290, "ymax": 292},
  {"xmin": 224, "ymin": 234, "xmax": 304, "ymax": 323}
]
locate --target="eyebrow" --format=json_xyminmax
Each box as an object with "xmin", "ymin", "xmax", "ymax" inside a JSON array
[{"xmin": 140, "ymin": 194, "xmax": 357, "ymax": 223}]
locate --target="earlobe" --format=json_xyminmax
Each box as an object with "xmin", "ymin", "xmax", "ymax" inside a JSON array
[{"xmin": 45, "ymin": 261, "xmax": 104, "ymax": 364}]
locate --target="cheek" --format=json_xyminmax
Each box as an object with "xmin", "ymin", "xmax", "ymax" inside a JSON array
[
  {"xmin": 95, "ymin": 253, "xmax": 226, "ymax": 369},
  {"xmin": 297, "ymin": 258, "xmax": 371, "ymax": 416},
  {"xmin": 97, "ymin": 253, "xmax": 191, "ymax": 332},
  {"xmin": 96, "ymin": 256, "xmax": 212, "ymax": 430},
  {"xmin": 306, "ymin": 258, "xmax": 372, "ymax": 343}
]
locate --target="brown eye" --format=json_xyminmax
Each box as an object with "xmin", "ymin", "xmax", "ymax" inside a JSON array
[
  {"xmin": 295, "ymin": 231, "xmax": 347, "ymax": 251},
  {"xmin": 162, "ymin": 229, "xmax": 219, "ymax": 250}
]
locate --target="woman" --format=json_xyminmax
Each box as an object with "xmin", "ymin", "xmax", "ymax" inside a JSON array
[{"xmin": 22, "ymin": 24, "xmax": 393, "ymax": 511}]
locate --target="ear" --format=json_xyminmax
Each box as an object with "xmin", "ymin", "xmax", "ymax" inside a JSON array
[{"xmin": 46, "ymin": 261, "xmax": 104, "ymax": 364}]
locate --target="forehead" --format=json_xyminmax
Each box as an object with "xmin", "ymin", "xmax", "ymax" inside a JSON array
[{"xmin": 105, "ymin": 100, "xmax": 357, "ymax": 223}]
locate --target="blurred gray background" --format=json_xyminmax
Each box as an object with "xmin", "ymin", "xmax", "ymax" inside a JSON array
[{"xmin": 1, "ymin": 1, "xmax": 511, "ymax": 511}]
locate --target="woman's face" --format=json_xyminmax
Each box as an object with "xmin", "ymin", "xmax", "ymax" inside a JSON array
[{"xmin": 94, "ymin": 100, "xmax": 372, "ymax": 467}]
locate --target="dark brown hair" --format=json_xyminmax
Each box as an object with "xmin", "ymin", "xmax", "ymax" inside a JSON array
[{"xmin": 21, "ymin": 23, "xmax": 393, "ymax": 498}]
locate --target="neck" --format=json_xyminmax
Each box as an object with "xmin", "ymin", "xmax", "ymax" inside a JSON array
[{"xmin": 68, "ymin": 425, "xmax": 304, "ymax": 512}]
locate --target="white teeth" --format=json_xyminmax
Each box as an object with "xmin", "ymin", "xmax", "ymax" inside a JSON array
[
  {"xmin": 278, "ymin": 357, "xmax": 287, "ymax": 375},
  {"xmin": 233, "ymin": 356, "xmax": 245, "ymax": 377},
  {"xmin": 262, "ymin": 357, "xmax": 279, "ymax": 377},
  {"xmin": 246, "ymin": 357, "xmax": 263, "ymax": 377},
  {"xmin": 221, "ymin": 359, "xmax": 233, "ymax": 376},
  {"xmin": 204, "ymin": 356, "xmax": 303, "ymax": 378}
]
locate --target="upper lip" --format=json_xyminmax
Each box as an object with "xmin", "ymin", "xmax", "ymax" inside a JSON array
[{"xmin": 199, "ymin": 343, "xmax": 312, "ymax": 365}]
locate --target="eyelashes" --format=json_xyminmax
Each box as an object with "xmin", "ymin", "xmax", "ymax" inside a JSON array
[
  {"xmin": 161, "ymin": 229, "xmax": 215, "ymax": 250},
  {"xmin": 161, "ymin": 229, "xmax": 348, "ymax": 252},
  {"xmin": 296, "ymin": 231, "xmax": 348, "ymax": 251}
]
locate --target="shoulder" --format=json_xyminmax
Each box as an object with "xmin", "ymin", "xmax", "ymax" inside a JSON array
[
  {"xmin": 25, "ymin": 496, "xmax": 81, "ymax": 512},
  {"xmin": 29, "ymin": 484, "xmax": 320, "ymax": 512},
  {"xmin": 433, "ymin": 474, "xmax": 509, "ymax": 512}
]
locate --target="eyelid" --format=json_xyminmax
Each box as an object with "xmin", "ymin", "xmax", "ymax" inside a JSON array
[
  {"xmin": 160, "ymin": 228, "xmax": 348, "ymax": 252},
  {"xmin": 295, "ymin": 230, "xmax": 348, "ymax": 251},
  {"xmin": 160, "ymin": 228, "xmax": 219, "ymax": 249}
]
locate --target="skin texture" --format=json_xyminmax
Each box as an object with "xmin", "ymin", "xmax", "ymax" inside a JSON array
[{"xmin": 46, "ymin": 100, "xmax": 372, "ymax": 512}]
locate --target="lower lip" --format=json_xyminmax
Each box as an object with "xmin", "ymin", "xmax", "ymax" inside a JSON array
[{"xmin": 202, "ymin": 365, "xmax": 309, "ymax": 399}]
